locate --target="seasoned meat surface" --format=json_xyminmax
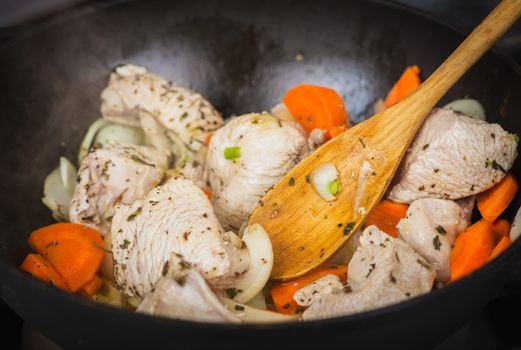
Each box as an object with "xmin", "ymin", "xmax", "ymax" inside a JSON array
[
  {"xmin": 206, "ymin": 113, "xmax": 309, "ymax": 231},
  {"xmin": 69, "ymin": 143, "xmax": 168, "ymax": 235},
  {"xmin": 397, "ymin": 198, "xmax": 468, "ymax": 281},
  {"xmin": 388, "ymin": 108, "xmax": 517, "ymax": 203},
  {"xmin": 112, "ymin": 177, "xmax": 249, "ymax": 297}
]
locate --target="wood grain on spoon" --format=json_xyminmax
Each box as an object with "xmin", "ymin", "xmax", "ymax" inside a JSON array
[{"xmin": 248, "ymin": 0, "xmax": 521, "ymax": 281}]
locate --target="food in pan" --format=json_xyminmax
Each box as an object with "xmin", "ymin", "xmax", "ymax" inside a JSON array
[{"xmin": 20, "ymin": 64, "xmax": 519, "ymax": 323}]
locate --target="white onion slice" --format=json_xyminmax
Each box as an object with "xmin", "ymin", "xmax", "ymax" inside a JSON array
[
  {"xmin": 226, "ymin": 224, "xmax": 273, "ymax": 304},
  {"xmin": 78, "ymin": 119, "xmax": 111, "ymax": 164},
  {"xmin": 94, "ymin": 123, "xmax": 145, "ymax": 146},
  {"xmin": 270, "ymin": 103, "xmax": 295, "ymax": 122},
  {"xmin": 330, "ymin": 229, "xmax": 362, "ymax": 265},
  {"xmin": 510, "ymin": 206, "xmax": 521, "ymax": 241},
  {"xmin": 221, "ymin": 298, "xmax": 297, "ymax": 323},
  {"xmin": 59, "ymin": 157, "xmax": 77, "ymax": 193},
  {"xmin": 444, "ymin": 99, "xmax": 486, "ymax": 121},
  {"xmin": 310, "ymin": 163, "xmax": 340, "ymax": 201},
  {"xmin": 42, "ymin": 167, "xmax": 73, "ymax": 221},
  {"xmin": 246, "ymin": 291, "xmax": 267, "ymax": 309}
]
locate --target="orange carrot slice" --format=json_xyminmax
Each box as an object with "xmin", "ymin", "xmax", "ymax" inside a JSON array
[
  {"xmin": 271, "ymin": 262, "xmax": 347, "ymax": 314},
  {"xmin": 477, "ymin": 173, "xmax": 518, "ymax": 222},
  {"xmin": 488, "ymin": 236, "xmax": 511, "ymax": 261},
  {"xmin": 20, "ymin": 253, "xmax": 70, "ymax": 291},
  {"xmin": 384, "ymin": 65, "xmax": 421, "ymax": 107},
  {"xmin": 28, "ymin": 223, "xmax": 105, "ymax": 292},
  {"xmin": 328, "ymin": 125, "xmax": 347, "ymax": 139},
  {"xmin": 283, "ymin": 84, "xmax": 348, "ymax": 134},
  {"xmin": 364, "ymin": 200, "xmax": 409, "ymax": 238},
  {"xmin": 490, "ymin": 219, "xmax": 511, "ymax": 243},
  {"xmin": 81, "ymin": 275, "xmax": 103, "ymax": 296},
  {"xmin": 450, "ymin": 220, "xmax": 495, "ymax": 281}
]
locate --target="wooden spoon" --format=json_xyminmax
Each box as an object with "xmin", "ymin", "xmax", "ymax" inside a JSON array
[{"xmin": 248, "ymin": 0, "xmax": 521, "ymax": 281}]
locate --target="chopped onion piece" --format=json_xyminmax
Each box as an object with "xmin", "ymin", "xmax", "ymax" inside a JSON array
[
  {"xmin": 246, "ymin": 291, "xmax": 267, "ymax": 309},
  {"xmin": 510, "ymin": 206, "xmax": 521, "ymax": 241},
  {"xmin": 94, "ymin": 123, "xmax": 145, "ymax": 146},
  {"xmin": 311, "ymin": 163, "xmax": 340, "ymax": 201},
  {"xmin": 444, "ymin": 99, "xmax": 486, "ymax": 121},
  {"xmin": 78, "ymin": 119, "xmax": 111, "ymax": 164},
  {"xmin": 59, "ymin": 157, "xmax": 77, "ymax": 193},
  {"xmin": 270, "ymin": 103, "xmax": 295, "ymax": 122},
  {"xmin": 42, "ymin": 166, "xmax": 73, "ymax": 221},
  {"xmin": 223, "ymin": 231, "xmax": 244, "ymax": 249},
  {"xmin": 221, "ymin": 298, "xmax": 297, "ymax": 323},
  {"xmin": 330, "ymin": 229, "xmax": 362, "ymax": 265},
  {"xmin": 226, "ymin": 224, "xmax": 273, "ymax": 304}
]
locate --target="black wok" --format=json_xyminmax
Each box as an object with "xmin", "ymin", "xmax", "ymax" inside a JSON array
[{"xmin": 1, "ymin": 0, "xmax": 521, "ymax": 348}]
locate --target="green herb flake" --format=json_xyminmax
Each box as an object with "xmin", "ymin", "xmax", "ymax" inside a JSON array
[
  {"xmin": 436, "ymin": 225, "xmax": 447, "ymax": 235},
  {"xmin": 234, "ymin": 304, "xmax": 245, "ymax": 311},
  {"xmin": 225, "ymin": 288, "xmax": 243, "ymax": 299},
  {"xmin": 358, "ymin": 138, "xmax": 366, "ymax": 148},
  {"xmin": 327, "ymin": 179, "xmax": 340, "ymax": 195},
  {"xmin": 305, "ymin": 174, "xmax": 311, "ymax": 183},
  {"xmin": 224, "ymin": 146, "xmax": 241, "ymax": 160},
  {"xmin": 514, "ymin": 134, "xmax": 520, "ymax": 143},
  {"xmin": 433, "ymin": 236, "xmax": 442, "ymax": 251},
  {"xmin": 343, "ymin": 222, "xmax": 356, "ymax": 236},
  {"xmin": 422, "ymin": 144, "xmax": 429, "ymax": 150},
  {"xmin": 288, "ymin": 177, "xmax": 295, "ymax": 186},
  {"xmin": 119, "ymin": 239, "xmax": 131, "ymax": 249},
  {"xmin": 127, "ymin": 207, "xmax": 142, "ymax": 222}
]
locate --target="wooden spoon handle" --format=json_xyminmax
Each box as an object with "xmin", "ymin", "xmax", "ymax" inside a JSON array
[{"xmin": 391, "ymin": 0, "xmax": 521, "ymax": 132}]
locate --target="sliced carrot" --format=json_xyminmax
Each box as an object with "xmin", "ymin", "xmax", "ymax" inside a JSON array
[
  {"xmin": 203, "ymin": 188, "xmax": 213, "ymax": 199},
  {"xmin": 477, "ymin": 173, "xmax": 518, "ymax": 222},
  {"xmin": 488, "ymin": 236, "xmax": 511, "ymax": 261},
  {"xmin": 20, "ymin": 254, "xmax": 70, "ymax": 291},
  {"xmin": 271, "ymin": 262, "xmax": 347, "ymax": 314},
  {"xmin": 205, "ymin": 133, "xmax": 213, "ymax": 146},
  {"xmin": 490, "ymin": 219, "xmax": 511, "ymax": 243},
  {"xmin": 81, "ymin": 275, "xmax": 103, "ymax": 296},
  {"xmin": 450, "ymin": 220, "xmax": 495, "ymax": 281},
  {"xmin": 363, "ymin": 200, "xmax": 409, "ymax": 238},
  {"xmin": 282, "ymin": 84, "xmax": 348, "ymax": 134},
  {"xmin": 328, "ymin": 125, "xmax": 347, "ymax": 139},
  {"xmin": 28, "ymin": 223, "xmax": 105, "ymax": 292},
  {"xmin": 384, "ymin": 65, "xmax": 421, "ymax": 108}
]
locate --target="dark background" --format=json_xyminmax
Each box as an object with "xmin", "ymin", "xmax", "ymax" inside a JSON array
[{"xmin": 1, "ymin": 0, "xmax": 521, "ymax": 349}]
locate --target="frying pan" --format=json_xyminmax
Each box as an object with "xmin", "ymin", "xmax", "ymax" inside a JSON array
[{"xmin": 1, "ymin": 0, "xmax": 521, "ymax": 348}]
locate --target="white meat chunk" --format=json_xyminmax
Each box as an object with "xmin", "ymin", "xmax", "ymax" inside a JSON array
[
  {"xmin": 293, "ymin": 274, "xmax": 344, "ymax": 307},
  {"xmin": 69, "ymin": 143, "xmax": 168, "ymax": 235},
  {"xmin": 137, "ymin": 253, "xmax": 239, "ymax": 323},
  {"xmin": 388, "ymin": 108, "xmax": 518, "ymax": 203},
  {"xmin": 206, "ymin": 113, "xmax": 309, "ymax": 231},
  {"xmin": 303, "ymin": 226, "xmax": 435, "ymax": 320},
  {"xmin": 397, "ymin": 199, "xmax": 468, "ymax": 282},
  {"xmin": 111, "ymin": 177, "xmax": 249, "ymax": 298},
  {"xmin": 100, "ymin": 64, "xmax": 223, "ymax": 171}
]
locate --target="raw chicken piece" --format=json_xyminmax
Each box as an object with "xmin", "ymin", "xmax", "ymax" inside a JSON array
[
  {"xmin": 293, "ymin": 274, "xmax": 344, "ymax": 307},
  {"xmin": 397, "ymin": 198, "xmax": 468, "ymax": 282},
  {"xmin": 138, "ymin": 253, "xmax": 239, "ymax": 323},
  {"xmin": 388, "ymin": 108, "xmax": 518, "ymax": 203},
  {"xmin": 69, "ymin": 143, "xmax": 168, "ymax": 235},
  {"xmin": 303, "ymin": 226, "xmax": 435, "ymax": 320},
  {"xmin": 100, "ymin": 64, "xmax": 223, "ymax": 173},
  {"xmin": 111, "ymin": 177, "xmax": 249, "ymax": 298},
  {"xmin": 206, "ymin": 113, "xmax": 309, "ymax": 231}
]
